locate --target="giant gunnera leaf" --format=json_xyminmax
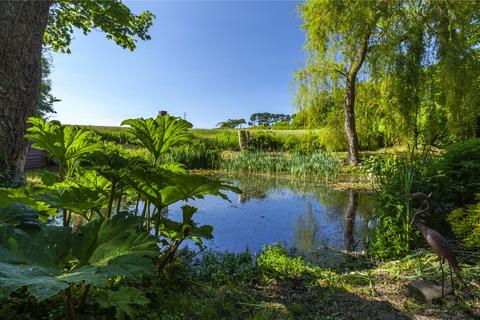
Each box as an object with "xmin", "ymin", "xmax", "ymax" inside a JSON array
[{"xmin": 0, "ymin": 213, "xmax": 158, "ymax": 301}]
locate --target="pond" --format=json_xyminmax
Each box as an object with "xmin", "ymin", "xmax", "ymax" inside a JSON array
[{"xmin": 166, "ymin": 173, "xmax": 377, "ymax": 256}]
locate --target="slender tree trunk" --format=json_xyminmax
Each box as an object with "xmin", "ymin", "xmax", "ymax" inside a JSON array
[
  {"xmin": 0, "ymin": 1, "xmax": 52, "ymax": 173},
  {"xmin": 343, "ymin": 29, "xmax": 373, "ymax": 166},
  {"xmin": 344, "ymin": 77, "xmax": 360, "ymax": 166}
]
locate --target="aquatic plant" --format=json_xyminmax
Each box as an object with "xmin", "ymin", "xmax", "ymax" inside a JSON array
[{"xmin": 220, "ymin": 151, "xmax": 340, "ymax": 179}]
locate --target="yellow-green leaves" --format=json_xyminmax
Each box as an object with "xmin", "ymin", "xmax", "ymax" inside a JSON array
[
  {"xmin": 25, "ymin": 117, "xmax": 101, "ymax": 180},
  {"xmin": 121, "ymin": 114, "xmax": 193, "ymax": 165}
]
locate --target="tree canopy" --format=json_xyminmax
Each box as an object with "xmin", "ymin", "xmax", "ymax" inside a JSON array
[
  {"xmin": 44, "ymin": 0, "xmax": 155, "ymax": 54},
  {"xmin": 295, "ymin": 0, "xmax": 480, "ymax": 154}
]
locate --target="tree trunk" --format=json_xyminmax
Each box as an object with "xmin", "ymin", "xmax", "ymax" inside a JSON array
[
  {"xmin": 344, "ymin": 76, "xmax": 360, "ymax": 166},
  {"xmin": 343, "ymin": 29, "xmax": 372, "ymax": 166},
  {"xmin": 0, "ymin": 1, "xmax": 51, "ymax": 173}
]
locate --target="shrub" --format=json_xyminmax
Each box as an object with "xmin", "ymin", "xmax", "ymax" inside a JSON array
[
  {"xmin": 448, "ymin": 194, "xmax": 480, "ymax": 248},
  {"xmin": 438, "ymin": 138, "xmax": 480, "ymax": 205},
  {"xmin": 318, "ymin": 126, "xmax": 347, "ymax": 152},
  {"xmin": 257, "ymin": 244, "xmax": 309, "ymax": 278},
  {"xmin": 271, "ymin": 121, "xmax": 291, "ymax": 130},
  {"xmin": 245, "ymin": 132, "xmax": 283, "ymax": 151}
]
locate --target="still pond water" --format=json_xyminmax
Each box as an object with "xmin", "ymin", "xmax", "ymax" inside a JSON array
[{"xmin": 166, "ymin": 174, "xmax": 376, "ymax": 256}]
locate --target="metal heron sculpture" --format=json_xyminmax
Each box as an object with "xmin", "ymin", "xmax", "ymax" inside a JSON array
[{"xmin": 411, "ymin": 192, "xmax": 462, "ymax": 297}]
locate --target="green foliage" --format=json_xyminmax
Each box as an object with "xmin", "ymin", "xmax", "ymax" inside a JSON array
[
  {"xmin": 191, "ymin": 128, "xmax": 240, "ymax": 150},
  {"xmin": 86, "ymin": 126, "xmax": 137, "ymax": 146},
  {"xmin": 257, "ymin": 244, "xmax": 309, "ymax": 278},
  {"xmin": 96, "ymin": 286, "xmax": 150, "ymax": 320},
  {"xmin": 366, "ymin": 154, "xmax": 421, "ymax": 259},
  {"xmin": 191, "ymin": 251, "xmax": 256, "ymax": 286},
  {"xmin": 44, "ymin": 1, "xmax": 155, "ymax": 53},
  {"xmin": 271, "ymin": 121, "xmax": 291, "ymax": 130},
  {"xmin": 0, "ymin": 203, "xmax": 41, "ymax": 229},
  {"xmin": 438, "ymin": 139, "xmax": 480, "ymax": 205},
  {"xmin": 249, "ymin": 113, "xmax": 292, "ymax": 127},
  {"xmin": 124, "ymin": 167, "xmax": 238, "ymax": 210},
  {"xmin": 37, "ymin": 53, "xmax": 60, "ymax": 117},
  {"xmin": 121, "ymin": 115, "xmax": 193, "ymax": 164},
  {"xmin": 216, "ymin": 119, "xmax": 246, "ymax": 129},
  {"xmin": 25, "ymin": 117, "xmax": 100, "ymax": 180},
  {"xmin": 0, "ymin": 171, "xmax": 26, "ymax": 188},
  {"xmin": 448, "ymin": 195, "xmax": 480, "ymax": 248},
  {"xmin": 295, "ymin": 0, "xmax": 480, "ymax": 150},
  {"xmin": 0, "ymin": 213, "xmax": 158, "ymax": 300},
  {"xmin": 221, "ymin": 151, "xmax": 340, "ymax": 179},
  {"xmin": 245, "ymin": 132, "xmax": 283, "ymax": 152},
  {"xmin": 160, "ymin": 143, "xmax": 221, "ymax": 170},
  {"xmin": 367, "ymin": 140, "xmax": 480, "ymax": 259}
]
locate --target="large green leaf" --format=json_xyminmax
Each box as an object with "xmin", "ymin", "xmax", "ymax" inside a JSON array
[
  {"xmin": 0, "ymin": 203, "xmax": 42, "ymax": 229},
  {"xmin": 96, "ymin": 286, "xmax": 150, "ymax": 320},
  {"xmin": 0, "ymin": 213, "xmax": 158, "ymax": 301},
  {"xmin": 34, "ymin": 182, "xmax": 107, "ymax": 218},
  {"xmin": 124, "ymin": 168, "xmax": 240, "ymax": 208},
  {"xmin": 81, "ymin": 150, "xmax": 132, "ymax": 184},
  {"xmin": 121, "ymin": 114, "xmax": 193, "ymax": 162},
  {"xmin": 0, "ymin": 186, "xmax": 56, "ymax": 219},
  {"xmin": 25, "ymin": 117, "xmax": 100, "ymax": 177}
]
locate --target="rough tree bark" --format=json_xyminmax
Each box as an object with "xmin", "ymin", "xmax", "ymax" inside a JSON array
[
  {"xmin": 343, "ymin": 29, "xmax": 372, "ymax": 166},
  {"xmin": 0, "ymin": 1, "xmax": 52, "ymax": 173}
]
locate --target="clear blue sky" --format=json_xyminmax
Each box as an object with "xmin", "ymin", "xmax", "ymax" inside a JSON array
[{"xmin": 50, "ymin": 0, "xmax": 305, "ymax": 128}]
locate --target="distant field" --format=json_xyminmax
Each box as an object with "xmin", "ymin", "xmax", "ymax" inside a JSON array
[
  {"xmin": 80, "ymin": 125, "xmax": 324, "ymax": 151},
  {"xmin": 80, "ymin": 125, "xmax": 320, "ymax": 137}
]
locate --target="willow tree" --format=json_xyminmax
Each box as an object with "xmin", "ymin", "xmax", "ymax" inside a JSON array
[
  {"xmin": 296, "ymin": 0, "xmax": 399, "ymax": 165},
  {"xmin": 0, "ymin": 1, "xmax": 154, "ymax": 174}
]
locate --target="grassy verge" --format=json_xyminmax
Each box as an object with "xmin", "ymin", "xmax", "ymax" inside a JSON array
[{"xmin": 3, "ymin": 245, "xmax": 478, "ymax": 319}]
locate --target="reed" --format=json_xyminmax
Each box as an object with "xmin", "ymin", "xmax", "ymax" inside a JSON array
[{"xmin": 219, "ymin": 151, "xmax": 340, "ymax": 179}]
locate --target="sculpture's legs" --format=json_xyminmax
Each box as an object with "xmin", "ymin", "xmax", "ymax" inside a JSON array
[
  {"xmin": 449, "ymin": 266, "xmax": 455, "ymax": 295},
  {"xmin": 439, "ymin": 260, "xmax": 445, "ymax": 298}
]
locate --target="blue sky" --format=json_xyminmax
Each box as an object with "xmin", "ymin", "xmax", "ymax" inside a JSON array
[{"xmin": 50, "ymin": 1, "xmax": 305, "ymax": 128}]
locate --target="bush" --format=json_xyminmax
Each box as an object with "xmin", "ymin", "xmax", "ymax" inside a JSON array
[
  {"xmin": 367, "ymin": 139, "xmax": 480, "ymax": 259},
  {"xmin": 448, "ymin": 195, "xmax": 480, "ymax": 248},
  {"xmin": 438, "ymin": 138, "xmax": 480, "ymax": 205},
  {"xmin": 245, "ymin": 132, "xmax": 283, "ymax": 151},
  {"xmin": 271, "ymin": 121, "xmax": 291, "ymax": 130},
  {"xmin": 257, "ymin": 244, "xmax": 309, "ymax": 278},
  {"xmin": 318, "ymin": 126, "xmax": 347, "ymax": 152}
]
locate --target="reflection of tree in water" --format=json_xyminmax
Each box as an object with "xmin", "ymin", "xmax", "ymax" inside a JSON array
[
  {"xmin": 293, "ymin": 202, "xmax": 321, "ymax": 254},
  {"xmin": 226, "ymin": 173, "xmax": 375, "ymax": 216},
  {"xmin": 344, "ymin": 191, "xmax": 358, "ymax": 252}
]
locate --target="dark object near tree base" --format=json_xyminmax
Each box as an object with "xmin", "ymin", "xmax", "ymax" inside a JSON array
[{"xmin": 411, "ymin": 192, "xmax": 463, "ymax": 298}]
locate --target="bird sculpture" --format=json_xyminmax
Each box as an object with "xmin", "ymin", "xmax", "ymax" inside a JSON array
[{"xmin": 411, "ymin": 192, "xmax": 462, "ymax": 297}]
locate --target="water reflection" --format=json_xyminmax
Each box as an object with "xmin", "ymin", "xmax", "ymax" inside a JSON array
[
  {"xmin": 293, "ymin": 202, "xmax": 321, "ymax": 254},
  {"xmin": 344, "ymin": 191, "xmax": 359, "ymax": 252},
  {"xmin": 167, "ymin": 173, "xmax": 376, "ymax": 253}
]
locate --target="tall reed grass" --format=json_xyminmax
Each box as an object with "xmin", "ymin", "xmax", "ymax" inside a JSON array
[
  {"xmin": 160, "ymin": 144, "xmax": 221, "ymax": 169},
  {"xmin": 220, "ymin": 151, "xmax": 341, "ymax": 179}
]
